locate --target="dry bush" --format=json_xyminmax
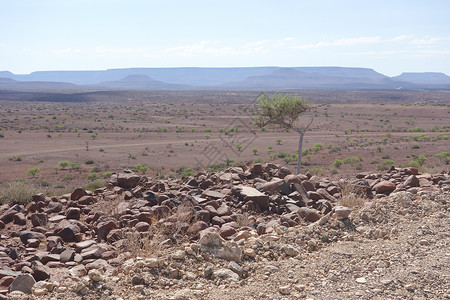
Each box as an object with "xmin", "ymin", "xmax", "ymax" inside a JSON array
[
  {"xmin": 122, "ymin": 199, "xmax": 196, "ymax": 258},
  {"xmin": 0, "ymin": 181, "xmax": 40, "ymax": 205},
  {"xmin": 338, "ymin": 182, "xmax": 367, "ymax": 209}
]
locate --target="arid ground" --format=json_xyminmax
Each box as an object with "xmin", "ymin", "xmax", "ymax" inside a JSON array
[{"xmin": 0, "ymin": 90, "xmax": 448, "ymax": 192}]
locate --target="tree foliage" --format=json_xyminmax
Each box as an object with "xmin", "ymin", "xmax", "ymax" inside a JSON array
[
  {"xmin": 254, "ymin": 93, "xmax": 309, "ymax": 132},
  {"xmin": 254, "ymin": 93, "xmax": 312, "ymax": 174}
]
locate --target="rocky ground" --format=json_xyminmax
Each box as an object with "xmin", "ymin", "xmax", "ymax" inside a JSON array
[{"xmin": 0, "ymin": 163, "xmax": 449, "ymax": 299}]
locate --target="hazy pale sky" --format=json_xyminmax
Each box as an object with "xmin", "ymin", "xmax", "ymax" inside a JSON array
[{"xmin": 1, "ymin": 0, "xmax": 449, "ymax": 76}]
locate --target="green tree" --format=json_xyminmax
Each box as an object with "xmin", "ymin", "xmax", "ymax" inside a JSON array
[
  {"xmin": 58, "ymin": 160, "xmax": 70, "ymax": 170},
  {"xmin": 236, "ymin": 144, "xmax": 242, "ymax": 152},
  {"xmin": 27, "ymin": 167, "xmax": 40, "ymax": 178},
  {"xmin": 276, "ymin": 139, "xmax": 282, "ymax": 145},
  {"xmin": 254, "ymin": 93, "xmax": 311, "ymax": 174},
  {"xmin": 224, "ymin": 158, "xmax": 234, "ymax": 166},
  {"xmin": 87, "ymin": 172, "xmax": 99, "ymax": 181},
  {"xmin": 312, "ymin": 143, "xmax": 323, "ymax": 153},
  {"xmin": 252, "ymin": 148, "xmax": 259, "ymax": 155},
  {"xmin": 267, "ymin": 145, "xmax": 273, "ymax": 153}
]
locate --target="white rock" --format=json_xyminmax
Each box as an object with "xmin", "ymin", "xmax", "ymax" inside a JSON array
[
  {"xmin": 88, "ymin": 269, "xmax": 103, "ymax": 282},
  {"xmin": 213, "ymin": 268, "xmax": 239, "ymax": 282},
  {"xmin": 279, "ymin": 285, "xmax": 291, "ymax": 295},
  {"xmin": 199, "ymin": 231, "xmax": 242, "ymax": 261},
  {"xmin": 172, "ymin": 250, "xmax": 186, "ymax": 260},
  {"xmin": 334, "ymin": 206, "xmax": 351, "ymax": 220},
  {"xmin": 356, "ymin": 277, "xmax": 367, "ymax": 283}
]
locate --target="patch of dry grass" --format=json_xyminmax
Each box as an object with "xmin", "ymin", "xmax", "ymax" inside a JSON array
[
  {"xmin": 0, "ymin": 181, "xmax": 40, "ymax": 205},
  {"xmin": 338, "ymin": 182, "xmax": 367, "ymax": 209}
]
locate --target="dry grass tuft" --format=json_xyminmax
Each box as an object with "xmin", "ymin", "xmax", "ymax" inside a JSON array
[
  {"xmin": 338, "ymin": 182, "xmax": 367, "ymax": 209},
  {"xmin": 0, "ymin": 181, "xmax": 40, "ymax": 205}
]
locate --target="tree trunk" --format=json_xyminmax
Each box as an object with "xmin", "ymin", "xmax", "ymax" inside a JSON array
[{"xmin": 296, "ymin": 131, "xmax": 304, "ymax": 175}]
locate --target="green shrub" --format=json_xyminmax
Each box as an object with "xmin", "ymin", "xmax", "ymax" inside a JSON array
[
  {"xmin": 27, "ymin": 167, "xmax": 40, "ymax": 178},
  {"xmin": 85, "ymin": 159, "xmax": 94, "ymax": 164},
  {"xmin": 343, "ymin": 156, "xmax": 363, "ymax": 164},
  {"xmin": 58, "ymin": 161, "xmax": 70, "ymax": 169},
  {"xmin": 176, "ymin": 166, "xmax": 195, "ymax": 177},
  {"xmin": 332, "ymin": 159, "xmax": 343, "ymax": 168},
  {"xmin": 277, "ymin": 151, "xmax": 287, "ymax": 158},
  {"xmin": 87, "ymin": 172, "xmax": 99, "ymax": 181},
  {"xmin": 83, "ymin": 179, "xmax": 106, "ymax": 191},
  {"xmin": 102, "ymin": 171, "xmax": 113, "ymax": 178}
]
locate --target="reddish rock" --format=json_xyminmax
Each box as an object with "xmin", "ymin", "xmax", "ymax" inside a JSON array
[
  {"xmin": 404, "ymin": 175, "xmax": 420, "ymax": 187},
  {"xmin": 211, "ymin": 216, "xmax": 226, "ymax": 226},
  {"xmin": 57, "ymin": 221, "xmax": 81, "ymax": 242},
  {"xmin": 19, "ymin": 230, "xmax": 45, "ymax": 244},
  {"xmin": 296, "ymin": 207, "xmax": 321, "ymax": 222},
  {"xmin": 135, "ymin": 221, "xmax": 150, "ymax": 232},
  {"xmin": 187, "ymin": 221, "xmax": 209, "ymax": 236},
  {"xmin": 32, "ymin": 193, "xmax": 46, "ymax": 202},
  {"xmin": 66, "ymin": 207, "xmax": 81, "ymax": 220},
  {"xmin": 219, "ymin": 225, "xmax": 237, "ymax": 239},
  {"xmin": 301, "ymin": 180, "xmax": 315, "ymax": 192},
  {"xmin": 0, "ymin": 275, "xmax": 14, "ymax": 293},
  {"xmin": 96, "ymin": 221, "xmax": 118, "ymax": 241},
  {"xmin": 31, "ymin": 261, "xmax": 51, "ymax": 281},
  {"xmin": 78, "ymin": 195, "xmax": 96, "ymax": 205},
  {"xmin": 307, "ymin": 191, "xmax": 322, "ymax": 201},
  {"xmin": 374, "ymin": 181, "xmax": 396, "ymax": 194},
  {"xmin": 30, "ymin": 213, "xmax": 48, "ymax": 227},
  {"xmin": 13, "ymin": 212, "xmax": 26, "ymax": 225},
  {"xmin": 71, "ymin": 187, "xmax": 88, "ymax": 201},
  {"xmin": 250, "ymin": 164, "xmax": 263, "ymax": 175},
  {"xmin": 115, "ymin": 173, "xmax": 142, "ymax": 189}
]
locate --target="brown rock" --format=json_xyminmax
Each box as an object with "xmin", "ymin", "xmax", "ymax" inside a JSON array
[
  {"xmin": 71, "ymin": 187, "xmax": 88, "ymax": 201},
  {"xmin": 404, "ymin": 175, "xmax": 420, "ymax": 187},
  {"xmin": 31, "ymin": 261, "xmax": 51, "ymax": 281},
  {"xmin": 13, "ymin": 212, "xmax": 26, "ymax": 225},
  {"xmin": 30, "ymin": 213, "xmax": 48, "ymax": 227},
  {"xmin": 96, "ymin": 221, "xmax": 118, "ymax": 241},
  {"xmin": 296, "ymin": 207, "xmax": 321, "ymax": 222},
  {"xmin": 374, "ymin": 181, "xmax": 396, "ymax": 194},
  {"xmin": 66, "ymin": 207, "xmax": 81, "ymax": 220},
  {"xmin": 135, "ymin": 221, "xmax": 150, "ymax": 232}
]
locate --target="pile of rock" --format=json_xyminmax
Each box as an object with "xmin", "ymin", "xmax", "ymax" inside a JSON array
[{"xmin": 0, "ymin": 164, "xmax": 448, "ymax": 298}]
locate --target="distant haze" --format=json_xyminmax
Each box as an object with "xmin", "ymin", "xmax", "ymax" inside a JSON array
[
  {"xmin": 1, "ymin": 66, "xmax": 449, "ymax": 90},
  {"xmin": 1, "ymin": 1, "xmax": 449, "ymax": 75}
]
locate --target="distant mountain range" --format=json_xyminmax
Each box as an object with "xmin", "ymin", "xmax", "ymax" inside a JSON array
[{"xmin": 1, "ymin": 67, "xmax": 450, "ymax": 90}]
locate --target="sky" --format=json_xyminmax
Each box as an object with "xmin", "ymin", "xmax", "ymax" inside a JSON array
[{"xmin": 1, "ymin": 0, "xmax": 450, "ymax": 76}]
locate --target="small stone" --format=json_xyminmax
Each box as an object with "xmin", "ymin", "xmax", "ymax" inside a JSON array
[
  {"xmin": 213, "ymin": 268, "xmax": 239, "ymax": 281},
  {"xmin": 204, "ymin": 266, "xmax": 213, "ymax": 277},
  {"xmin": 279, "ymin": 285, "xmax": 291, "ymax": 295},
  {"xmin": 228, "ymin": 261, "xmax": 243, "ymax": 277},
  {"xmin": 294, "ymin": 284, "xmax": 305, "ymax": 292},
  {"xmin": 88, "ymin": 269, "xmax": 103, "ymax": 282},
  {"xmin": 172, "ymin": 250, "xmax": 186, "ymax": 260},
  {"xmin": 419, "ymin": 239, "xmax": 430, "ymax": 246},
  {"xmin": 282, "ymin": 245, "xmax": 299, "ymax": 257},
  {"xmin": 244, "ymin": 248, "xmax": 256, "ymax": 258},
  {"xmin": 356, "ymin": 277, "xmax": 367, "ymax": 284}
]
